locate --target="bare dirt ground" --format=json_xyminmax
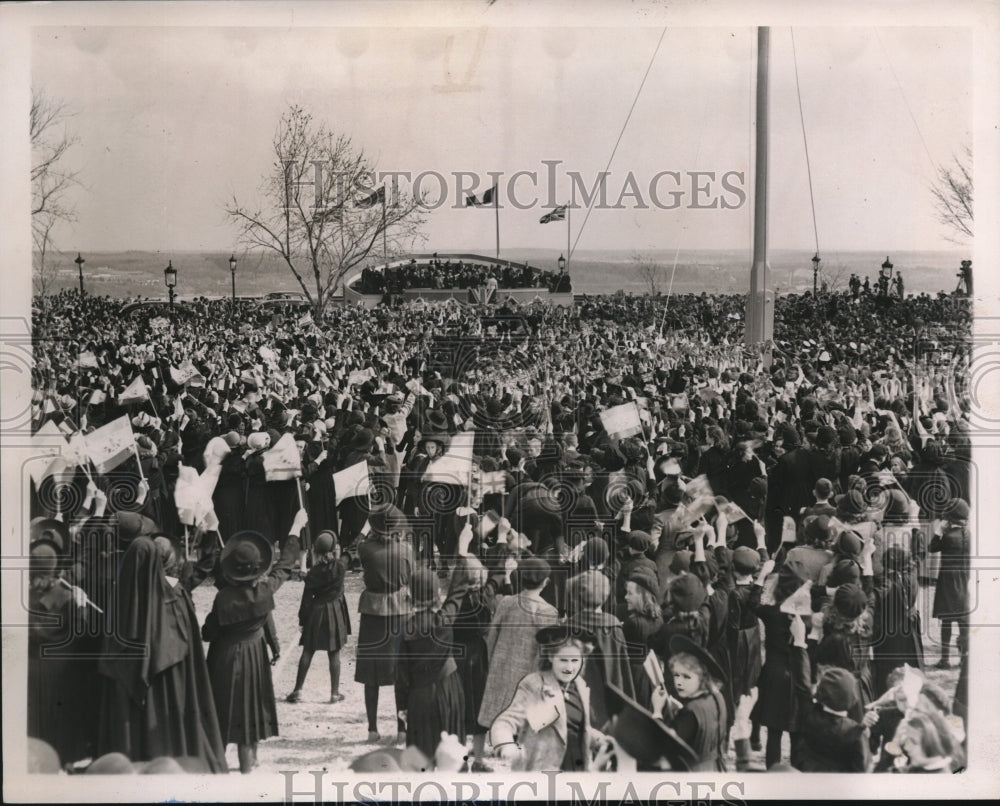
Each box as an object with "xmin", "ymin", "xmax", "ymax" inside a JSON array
[{"xmin": 190, "ymin": 571, "xmax": 958, "ymax": 776}]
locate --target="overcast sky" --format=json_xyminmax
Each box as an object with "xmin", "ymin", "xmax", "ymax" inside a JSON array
[{"xmin": 29, "ymin": 19, "xmax": 973, "ymax": 255}]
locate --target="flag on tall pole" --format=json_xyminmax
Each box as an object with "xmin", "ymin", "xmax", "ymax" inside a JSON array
[
  {"xmin": 466, "ymin": 185, "xmax": 500, "ymax": 259},
  {"xmin": 539, "ymin": 205, "xmax": 567, "ymax": 224},
  {"xmin": 540, "ymin": 203, "xmax": 571, "ymax": 272}
]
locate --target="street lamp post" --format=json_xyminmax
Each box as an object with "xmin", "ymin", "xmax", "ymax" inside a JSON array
[
  {"xmin": 75, "ymin": 253, "xmax": 86, "ymax": 296},
  {"xmin": 164, "ymin": 261, "xmax": 178, "ymax": 325},
  {"xmin": 879, "ymin": 256, "xmax": 893, "ymax": 297},
  {"xmin": 557, "ymin": 253, "xmax": 566, "ymax": 273},
  {"xmin": 811, "ymin": 253, "xmax": 821, "ymax": 295},
  {"xmin": 229, "ymin": 254, "xmax": 237, "ymax": 317}
]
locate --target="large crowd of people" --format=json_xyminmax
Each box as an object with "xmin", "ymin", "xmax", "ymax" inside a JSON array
[{"xmin": 25, "ymin": 282, "xmax": 972, "ymax": 776}]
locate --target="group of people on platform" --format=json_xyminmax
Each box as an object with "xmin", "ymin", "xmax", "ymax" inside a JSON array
[
  {"xmin": 25, "ymin": 284, "xmax": 971, "ymax": 775},
  {"xmin": 355, "ymin": 257, "xmax": 571, "ymax": 296}
]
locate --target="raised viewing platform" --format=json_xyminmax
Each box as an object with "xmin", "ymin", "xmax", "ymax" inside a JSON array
[{"xmin": 342, "ymin": 253, "xmax": 575, "ymax": 309}]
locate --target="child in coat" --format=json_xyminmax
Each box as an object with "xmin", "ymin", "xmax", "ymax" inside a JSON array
[
  {"xmin": 285, "ymin": 530, "xmax": 351, "ymax": 704},
  {"xmin": 666, "ymin": 634, "xmax": 729, "ymax": 772},
  {"xmin": 203, "ymin": 516, "xmax": 303, "ymax": 773},
  {"xmin": 490, "ymin": 625, "xmax": 607, "ymax": 772}
]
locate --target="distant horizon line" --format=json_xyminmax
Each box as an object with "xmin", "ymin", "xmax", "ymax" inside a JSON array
[{"xmin": 49, "ymin": 246, "xmax": 969, "ymax": 257}]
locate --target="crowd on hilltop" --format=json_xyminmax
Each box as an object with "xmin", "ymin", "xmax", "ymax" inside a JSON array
[
  {"xmin": 25, "ymin": 284, "xmax": 972, "ymax": 776},
  {"xmin": 355, "ymin": 256, "xmax": 571, "ymax": 295}
]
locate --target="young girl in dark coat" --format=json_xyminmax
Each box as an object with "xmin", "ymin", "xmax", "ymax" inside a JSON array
[
  {"xmin": 727, "ymin": 546, "xmax": 764, "ymax": 770},
  {"xmin": 929, "ymin": 499, "xmax": 970, "ymax": 669},
  {"xmin": 285, "ymin": 530, "xmax": 351, "ymax": 704},
  {"xmin": 395, "ymin": 522, "xmax": 475, "ymax": 760},
  {"xmin": 202, "ymin": 516, "xmax": 304, "ymax": 773},
  {"xmin": 872, "ymin": 546, "xmax": 924, "ymax": 697},
  {"xmin": 666, "ymin": 634, "xmax": 729, "ymax": 772},
  {"xmin": 619, "ymin": 569, "xmax": 663, "ymax": 711}
]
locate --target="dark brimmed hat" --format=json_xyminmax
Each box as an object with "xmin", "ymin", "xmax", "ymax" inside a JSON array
[
  {"xmin": 669, "ymin": 573, "xmax": 706, "ymax": 612},
  {"xmin": 603, "ymin": 682, "xmax": 697, "ymax": 770},
  {"xmin": 814, "ymin": 667, "xmax": 860, "ymax": 713},
  {"xmin": 669, "ymin": 633, "xmax": 727, "ymax": 685},
  {"xmin": 30, "ymin": 517, "xmax": 70, "ymax": 554},
  {"xmin": 221, "ymin": 531, "xmax": 274, "ymax": 583},
  {"xmin": 115, "ymin": 511, "xmax": 158, "ymax": 547},
  {"xmin": 944, "ymin": 498, "xmax": 970, "ymax": 521},
  {"xmin": 803, "ymin": 514, "xmax": 838, "ymax": 547},
  {"xmin": 345, "ymin": 427, "xmax": 375, "ymax": 454},
  {"xmin": 367, "ymin": 505, "xmax": 410, "ymax": 539}
]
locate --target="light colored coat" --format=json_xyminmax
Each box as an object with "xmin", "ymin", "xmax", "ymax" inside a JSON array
[
  {"xmin": 478, "ymin": 591, "xmax": 559, "ymax": 726},
  {"xmin": 490, "ymin": 670, "xmax": 598, "ymax": 772}
]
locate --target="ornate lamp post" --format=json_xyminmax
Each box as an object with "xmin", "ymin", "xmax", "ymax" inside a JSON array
[
  {"xmin": 879, "ymin": 256, "xmax": 893, "ymax": 297},
  {"xmin": 229, "ymin": 254, "xmax": 237, "ymax": 317},
  {"xmin": 812, "ymin": 253, "xmax": 821, "ymax": 295},
  {"xmin": 75, "ymin": 253, "xmax": 86, "ymax": 296},
  {"xmin": 164, "ymin": 260, "xmax": 178, "ymax": 321},
  {"xmin": 557, "ymin": 253, "xmax": 566, "ymax": 273}
]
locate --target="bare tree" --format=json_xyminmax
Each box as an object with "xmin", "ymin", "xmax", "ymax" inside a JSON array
[
  {"xmin": 227, "ymin": 105, "xmax": 426, "ymax": 316},
  {"xmin": 930, "ymin": 146, "xmax": 973, "ymax": 244},
  {"xmin": 632, "ymin": 251, "xmax": 664, "ymax": 295},
  {"xmin": 31, "ymin": 88, "xmax": 80, "ymax": 297}
]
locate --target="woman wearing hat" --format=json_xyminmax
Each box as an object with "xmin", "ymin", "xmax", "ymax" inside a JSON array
[
  {"xmin": 285, "ymin": 531, "xmax": 351, "ymax": 705},
  {"xmin": 395, "ymin": 522, "xmax": 476, "ymax": 760},
  {"xmin": 202, "ymin": 521, "xmax": 304, "ymax": 773},
  {"xmin": 96, "ymin": 535, "xmax": 226, "ymax": 772},
  {"xmin": 354, "ymin": 505, "xmax": 414, "ymax": 744},
  {"xmin": 489, "ymin": 624, "xmax": 606, "ymax": 771},
  {"xmin": 929, "ymin": 499, "xmax": 970, "ymax": 670}
]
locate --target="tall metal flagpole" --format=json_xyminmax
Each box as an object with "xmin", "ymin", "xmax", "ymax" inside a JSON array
[
  {"xmin": 746, "ymin": 26, "xmax": 773, "ymax": 348},
  {"xmin": 382, "ymin": 186, "xmax": 387, "ymax": 264},
  {"xmin": 567, "ymin": 204, "xmax": 571, "ymax": 271}
]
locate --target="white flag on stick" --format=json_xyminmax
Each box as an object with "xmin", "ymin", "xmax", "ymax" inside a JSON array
[
  {"xmin": 119, "ymin": 375, "xmax": 150, "ymax": 404},
  {"xmin": 262, "ymin": 432, "xmax": 302, "ymax": 481},
  {"xmin": 333, "ymin": 460, "xmax": 371, "ymax": 503},
  {"xmin": 600, "ymin": 402, "xmax": 643, "ymax": 440},
  {"xmin": 83, "ymin": 415, "xmax": 136, "ymax": 474}
]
